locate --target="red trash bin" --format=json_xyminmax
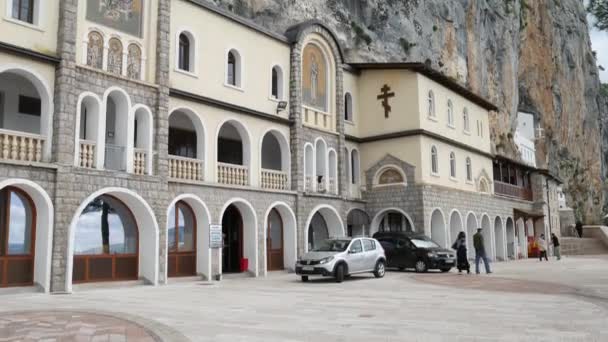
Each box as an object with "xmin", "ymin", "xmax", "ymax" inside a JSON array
[{"xmin": 240, "ymin": 258, "xmax": 249, "ymax": 272}]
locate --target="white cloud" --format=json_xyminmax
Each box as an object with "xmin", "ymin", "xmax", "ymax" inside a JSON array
[{"xmin": 590, "ymin": 28, "xmax": 608, "ymax": 83}]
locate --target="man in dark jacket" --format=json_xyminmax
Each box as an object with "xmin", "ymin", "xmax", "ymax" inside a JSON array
[
  {"xmin": 575, "ymin": 222, "xmax": 583, "ymax": 238},
  {"xmin": 473, "ymin": 228, "xmax": 492, "ymax": 274},
  {"xmin": 551, "ymin": 233, "xmax": 561, "ymax": 260}
]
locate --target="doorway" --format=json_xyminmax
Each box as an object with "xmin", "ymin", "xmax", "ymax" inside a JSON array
[
  {"xmin": 222, "ymin": 204, "xmax": 243, "ymax": 273},
  {"xmin": 266, "ymin": 208, "xmax": 284, "ymax": 271}
]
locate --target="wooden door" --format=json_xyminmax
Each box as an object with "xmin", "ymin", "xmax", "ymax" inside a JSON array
[{"xmin": 267, "ymin": 209, "xmax": 284, "ymax": 271}]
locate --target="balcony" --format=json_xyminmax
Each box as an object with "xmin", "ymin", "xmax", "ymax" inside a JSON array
[
  {"xmin": 494, "ymin": 181, "xmax": 533, "ymax": 201},
  {"xmin": 303, "ymin": 106, "xmax": 333, "ymax": 132},
  {"xmin": 133, "ymin": 149, "xmax": 148, "ymax": 175},
  {"xmin": 0, "ymin": 129, "xmax": 45, "ymax": 163},
  {"xmin": 169, "ymin": 155, "xmax": 203, "ymax": 181},
  {"xmin": 261, "ymin": 169, "xmax": 288, "ymax": 191},
  {"xmin": 78, "ymin": 140, "xmax": 96, "ymax": 168},
  {"xmin": 217, "ymin": 162, "xmax": 248, "ymax": 186}
]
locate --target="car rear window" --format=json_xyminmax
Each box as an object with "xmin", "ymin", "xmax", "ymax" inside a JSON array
[{"xmin": 363, "ymin": 239, "xmax": 375, "ymax": 251}]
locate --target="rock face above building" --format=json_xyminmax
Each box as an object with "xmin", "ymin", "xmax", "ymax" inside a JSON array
[{"xmin": 204, "ymin": 0, "xmax": 605, "ymax": 223}]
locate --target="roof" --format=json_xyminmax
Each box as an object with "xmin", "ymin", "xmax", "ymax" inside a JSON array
[{"xmin": 348, "ymin": 62, "xmax": 499, "ymax": 111}]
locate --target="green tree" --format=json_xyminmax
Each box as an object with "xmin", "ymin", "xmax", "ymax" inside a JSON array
[{"xmin": 588, "ymin": 0, "xmax": 608, "ymax": 31}]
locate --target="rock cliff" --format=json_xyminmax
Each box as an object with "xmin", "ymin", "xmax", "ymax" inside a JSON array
[{"xmin": 205, "ymin": 0, "xmax": 606, "ymax": 223}]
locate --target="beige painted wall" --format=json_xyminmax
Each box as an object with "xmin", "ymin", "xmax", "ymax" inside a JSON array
[
  {"xmin": 358, "ymin": 136, "xmax": 422, "ymax": 187},
  {"xmin": 170, "ymin": 0, "xmax": 291, "ymax": 119},
  {"xmin": 0, "ymin": 52, "xmax": 56, "ymax": 101},
  {"xmin": 357, "ymin": 69, "xmax": 420, "ymax": 137},
  {"xmin": 343, "ymin": 70, "xmax": 360, "ymax": 137},
  {"xmin": 169, "ymin": 96, "xmax": 291, "ymax": 188},
  {"xmin": 76, "ymin": 0, "xmax": 159, "ymax": 83},
  {"xmin": 417, "ymin": 73, "xmax": 492, "ymax": 154},
  {"xmin": 0, "ymin": 0, "xmax": 59, "ymax": 55}
]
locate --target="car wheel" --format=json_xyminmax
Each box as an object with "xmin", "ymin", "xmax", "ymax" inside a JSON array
[
  {"xmin": 335, "ymin": 264, "xmax": 345, "ymax": 283},
  {"xmin": 440, "ymin": 268, "xmax": 451, "ymax": 273},
  {"xmin": 398, "ymin": 267, "xmax": 405, "ymax": 272},
  {"xmin": 415, "ymin": 260, "xmax": 428, "ymax": 273},
  {"xmin": 374, "ymin": 260, "xmax": 386, "ymax": 278},
  {"xmin": 301, "ymin": 276, "xmax": 309, "ymax": 282}
]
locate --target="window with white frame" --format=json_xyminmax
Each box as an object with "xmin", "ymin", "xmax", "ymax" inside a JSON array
[
  {"xmin": 271, "ymin": 65, "xmax": 283, "ymax": 100},
  {"xmin": 344, "ymin": 92, "xmax": 353, "ymax": 122},
  {"xmin": 428, "ymin": 90, "xmax": 435, "ymax": 118},
  {"xmin": 466, "ymin": 157, "xmax": 472, "ymax": 182},
  {"xmin": 449, "ymin": 152, "xmax": 456, "ymax": 178},
  {"xmin": 226, "ymin": 49, "xmax": 242, "ymax": 87},
  {"xmin": 178, "ymin": 32, "xmax": 194, "ymax": 72},
  {"xmin": 463, "ymin": 108, "xmax": 470, "ymax": 132},
  {"xmin": 10, "ymin": 0, "xmax": 37, "ymax": 25},
  {"xmin": 431, "ymin": 146, "xmax": 438, "ymax": 174},
  {"xmin": 447, "ymin": 100, "xmax": 454, "ymax": 127}
]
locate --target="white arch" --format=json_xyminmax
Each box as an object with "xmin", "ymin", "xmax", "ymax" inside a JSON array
[
  {"xmin": 350, "ymin": 148, "xmax": 361, "ymax": 186},
  {"xmin": 259, "ymin": 128, "xmax": 290, "ymax": 176},
  {"xmin": 225, "ymin": 48, "xmax": 244, "ymax": 88},
  {"xmin": 481, "ymin": 214, "xmax": 494, "ymax": 259},
  {"xmin": 494, "ymin": 216, "xmax": 505, "ymax": 261},
  {"xmin": 74, "ymin": 92, "xmax": 104, "ymax": 168},
  {"xmin": 175, "ymin": 28, "xmax": 197, "ymax": 73},
  {"xmin": 370, "ymin": 207, "xmax": 416, "ymax": 235},
  {"xmin": 0, "ymin": 64, "xmax": 54, "ymax": 160},
  {"xmin": 328, "ymin": 148, "xmax": 338, "ymax": 194},
  {"xmin": 262, "ymin": 201, "xmax": 297, "ymax": 274},
  {"xmin": 0, "ymin": 179, "xmax": 53, "ymax": 293},
  {"xmin": 304, "ymin": 204, "xmax": 345, "ymax": 252},
  {"xmin": 506, "ymin": 217, "xmax": 516, "ymax": 260},
  {"xmin": 101, "ymin": 87, "xmax": 133, "ymax": 171},
  {"xmin": 65, "ymin": 187, "xmax": 159, "ymax": 293},
  {"xmin": 516, "ymin": 218, "xmax": 527, "ymax": 259},
  {"xmin": 165, "ymin": 194, "xmax": 211, "ymax": 283},
  {"xmin": 270, "ymin": 64, "xmax": 284, "ymax": 100},
  {"xmin": 314, "ymin": 137, "xmax": 328, "ymax": 191},
  {"xmin": 218, "ymin": 198, "xmax": 258, "ymax": 276},
  {"xmin": 215, "ymin": 118, "xmax": 252, "ymax": 168},
  {"xmin": 129, "ymin": 104, "xmax": 154, "ymax": 175},
  {"xmin": 448, "ymin": 209, "xmax": 464, "ymax": 247},
  {"xmin": 303, "ymin": 143, "xmax": 314, "ymax": 191},
  {"xmin": 169, "ymin": 106, "xmax": 208, "ymax": 169},
  {"xmin": 465, "ymin": 212, "xmax": 478, "ymax": 259},
  {"xmin": 301, "ymin": 38, "xmax": 334, "ymax": 113},
  {"xmin": 429, "ymin": 208, "xmax": 447, "ymax": 248},
  {"xmin": 373, "ymin": 164, "xmax": 407, "ymax": 187}
]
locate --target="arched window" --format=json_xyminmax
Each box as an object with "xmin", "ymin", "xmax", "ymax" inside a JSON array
[
  {"xmin": 178, "ymin": 33, "xmax": 191, "ymax": 71},
  {"xmin": 271, "ymin": 66, "xmax": 283, "ymax": 99},
  {"xmin": 127, "ymin": 44, "xmax": 142, "ymax": 80},
  {"xmin": 86, "ymin": 31, "xmax": 104, "ymax": 69},
  {"xmin": 447, "ymin": 100, "xmax": 454, "ymax": 127},
  {"xmin": 431, "ymin": 146, "xmax": 438, "ymax": 174},
  {"xmin": 107, "ymin": 38, "xmax": 123, "ymax": 75},
  {"xmin": 378, "ymin": 167, "xmax": 405, "ymax": 185},
  {"xmin": 463, "ymin": 108, "xmax": 470, "ymax": 132},
  {"xmin": 351, "ymin": 149, "xmax": 360, "ymax": 185},
  {"xmin": 449, "ymin": 152, "xmax": 456, "ymax": 178},
  {"xmin": 302, "ymin": 43, "xmax": 328, "ymax": 112},
  {"xmin": 226, "ymin": 50, "xmax": 242, "ymax": 87},
  {"xmin": 428, "ymin": 90, "xmax": 435, "ymax": 118},
  {"xmin": 344, "ymin": 92, "xmax": 353, "ymax": 121},
  {"xmin": 466, "ymin": 157, "xmax": 472, "ymax": 181},
  {"xmin": 168, "ymin": 200, "xmax": 196, "ymax": 277},
  {"xmin": 479, "ymin": 178, "xmax": 489, "ymax": 194}
]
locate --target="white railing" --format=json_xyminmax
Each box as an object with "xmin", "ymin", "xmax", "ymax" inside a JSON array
[
  {"xmin": 133, "ymin": 149, "xmax": 147, "ymax": 175},
  {"xmin": 261, "ymin": 169, "xmax": 288, "ymax": 190},
  {"xmin": 217, "ymin": 162, "xmax": 248, "ymax": 186},
  {"xmin": 104, "ymin": 144, "xmax": 126, "ymax": 171},
  {"xmin": 305, "ymin": 175, "xmax": 313, "ymax": 192},
  {"xmin": 317, "ymin": 179, "xmax": 326, "ymax": 193},
  {"xmin": 79, "ymin": 140, "xmax": 96, "ymax": 168},
  {"xmin": 303, "ymin": 106, "xmax": 332, "ymax": 131},
  {"xmin": 329, "ymin": 177, "xmax": 337, "ymax": 194},
  {"xmin": 0, "ymin": 129, "xmax": 44, "ymax": 163},
  {"xmin": 169, "ymin": 155, "xmax": 203, "ymax": 181}
]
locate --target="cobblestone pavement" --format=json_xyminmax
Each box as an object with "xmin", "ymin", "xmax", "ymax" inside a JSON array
[{"xmin": 0, "ymin": 256, "xmax": 607, "ymax": 341}]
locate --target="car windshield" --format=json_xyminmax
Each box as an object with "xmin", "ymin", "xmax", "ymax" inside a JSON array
[
  {"xmin": 312, "ymin": 239, "xmax": 351, "ymax": 252},
  {"xmin": 410, "ymin": 238, "xmax": 440, "ymax": 249}
]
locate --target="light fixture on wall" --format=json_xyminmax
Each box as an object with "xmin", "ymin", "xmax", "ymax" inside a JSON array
[{"xmin": 276, "ymin": 101, "xmax": 288, "ymax": 114}]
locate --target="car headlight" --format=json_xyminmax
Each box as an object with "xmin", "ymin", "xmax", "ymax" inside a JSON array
[
  {"xmin": 427, "ymin": 252, "xmax": 437, "ymax": 258},
  {"xmin": 318, "ymin": 256, "xmax": 334, "ymax": 264}
]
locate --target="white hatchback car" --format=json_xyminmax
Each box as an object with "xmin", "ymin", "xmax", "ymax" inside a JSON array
[{"xmin": 295, "ymin": 237, "xmax": 386, "ymax": 283}]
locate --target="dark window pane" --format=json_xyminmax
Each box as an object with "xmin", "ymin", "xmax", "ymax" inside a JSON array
[
  {"xmin": 168, "ymin": 127, "xmax": 197, "ymax": 158},
  {"xmin": 7, "ymin": 191, "xmax": 33, "ymax": 255},
  {"xmin": 178, "ymin": 34, "xmax": 190, "ymax": 71},
  {"xmin": 271, "ymin": 68, "xmax": 278, "ymax": 98},
  {"xmin": 217, "ymin": 138, "xmax": 243, "ymax": 165},
  {"xmin": 227, "ymin": 52, "xmax": 236, "ymax": 85},
  {"xmin": 18, "ymin": 95, "xmax": 41, "ymax": 116}
]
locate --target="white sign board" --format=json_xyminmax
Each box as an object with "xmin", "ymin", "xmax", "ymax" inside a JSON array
[{"xmin": 209, "ymin": 224, "xmax": 223, "ymax": 248}]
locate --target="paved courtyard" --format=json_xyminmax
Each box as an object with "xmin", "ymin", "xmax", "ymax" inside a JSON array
[{"xmin": 1, "ymin": 256, "xmax": 607, "ymax": 341}]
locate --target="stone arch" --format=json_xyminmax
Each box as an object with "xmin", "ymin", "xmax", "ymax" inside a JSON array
[
  {"xmin": 66, "ymin": 187, "xmax": 159, "ymax": 292},
  {"xmin": 102, "ymin": 87, "xmax": 132, "ymax": 171},
  {"xmin": 304, "ymin": 205, "xmax": 345, "ymax": 252},
  {"xmin": 263, "ymin": 202, "xmax": 297, "ymax": 274},
  {"xmin": 494, "ymin": 216, "xmax": 505, "ymax": 261},
  {"xmin": 216, "ymin": 118, "xmax": 252, "ymax": 184},
  {"xmin": 430, "ymin": 208, "xmax": 447, "ymax": 248},
  {"xmin": 373, "ymin": 164, "xmax": 407, "ymax": 187},
  {"xmin": 346, "ymin": 208, "xmax": 371, "ymax": 237},
  {"xmin": 448, "ymin": 209, "xmax": 463, "ymax": 247},
  {"xmin": 516, "ymin": 218, "xmax": 527, "ymax": 259},
  {"xmin": 466, "ymin": 212, "xmax": 478, "ymax": 259},
  {"xmin": 506, "ymin": 217, "xmax": 516, "ymax": 260},
  {"xmin": 130, "ymin": 104, "xmax": 153, "ymax": 175},
  {"xmin": 0, "ymin": 179, "xmax": 53, "ymax": 292},
  {"xmin": 218, "ymin": 198, "xmax": 258, "ymax": 275},
  {"xmin": 370, "ymin": 208, "xmax": 415, "ymax": 236},
  {"xmin": 165, "ymin": 194, "xmax": 211, "ymax": 282},
  {"xmin": 74, "ymin": 92, "xmax": 104, "ymax": 168},
  {"xmin": 481, "ymin": 214, "xmax": 494, "ymax": 259},
  {"xmin": 260, "ymin": 128, "xmax": 290, "ymax": 175},
  {"xmin": 168, "ymin": 107, "xmax": 207, "ymax": 161}
]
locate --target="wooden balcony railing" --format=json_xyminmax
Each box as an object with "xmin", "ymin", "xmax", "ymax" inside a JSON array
[
  {"xmin": 79, "ymin": 140, "xmax": 96, "ymax": 168},
  {"xmin": 494, "ymin": 181, "xmax": 533, "ymax": 201},
  {"xmin": 261, "ymin": 169, "xmax": 288, "ymax": 190},
  {"xmin": 169, "ymin": 155, "xmax": 203, "ymax": 181},
  {"xmin": 133, "ymin": 149, "xmax": 147, "ymax": 175},
  {"xmin": 217, "ymin": 162, "xmax": 248, "ymax": 186},
  {"xmin": 0, "ymin": 129, "xmax": 44, "ymax": 163}
]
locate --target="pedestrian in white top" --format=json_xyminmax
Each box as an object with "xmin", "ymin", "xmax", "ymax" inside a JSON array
[{"xmin": 537, "ymin": 234, "xmax": 548, "ymax": 261}]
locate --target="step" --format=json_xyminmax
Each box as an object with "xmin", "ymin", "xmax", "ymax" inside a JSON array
[{"xmin": 560, "ymin": 237, "xmax": 608, "ymax": 255}]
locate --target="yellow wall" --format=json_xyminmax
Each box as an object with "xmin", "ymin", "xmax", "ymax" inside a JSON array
[
  {"xmin": 0, "ymin": 0, "xmax": 59, "ymax": 55},
  {"xmin": 357, "ymin": 69, "xmax": 420, "ymax": 137},
  {"xmin": 343, "ymin": 69, "xmax": 360, "ymax": 137},
  {"xmin": 0, "ymin": 52, "xmax": 55, "ymax": 94},
  {"xmin": 416, "ymin": 73, "xmax": 491, "ymax": 154},
  {"xmin": 169, "ymin": 0, "xmax": 291, "ymax": 119},
  {"xmin": 358, "ymin": 136, "xmax": 423, "ymax": 186}
]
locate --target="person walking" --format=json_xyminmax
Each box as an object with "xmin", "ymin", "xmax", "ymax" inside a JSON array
[
  {"xmin": 473, "ymin": 228, "xmax": 492, "ymax": 274},
  {"xmin": 537, "ymin": 234, "xmax": 549, "ymax": 261},
  {"xmin": 551, "ymin": 233, "xmax": 561, "ymax": 260},
  {"xmin": 575, "ymin": 221, "xmax": 583, "ymax": 238},
  {"xmin": 451, "ymin": 231, "xmax": 470, "ymax": 274}
]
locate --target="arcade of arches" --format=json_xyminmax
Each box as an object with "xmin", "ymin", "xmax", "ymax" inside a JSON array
[{"xmin": 167, "ymin": 201, "xmax": 197, "ymax": 277}]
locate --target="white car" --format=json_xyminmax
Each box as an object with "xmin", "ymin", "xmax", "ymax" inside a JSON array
[{"xmin": 295, "ymin": 237, "xmax": 386, "ymax": 283}]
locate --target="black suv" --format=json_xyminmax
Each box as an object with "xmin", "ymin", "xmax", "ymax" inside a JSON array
[{"xmin": 373, "ymin": 232, "xmax": 455, "ymax": 273}]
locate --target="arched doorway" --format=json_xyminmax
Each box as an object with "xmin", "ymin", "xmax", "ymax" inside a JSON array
[
  {"xmin": 481, "ymin": 215, "xmax": 493, "ymax": 259},
  {"xmin": 430, "ymin": 209, "xmax": 447, "ymax": 247},
  {"xmin": 266, "ymin": 208, "xmax": 284, "ymax": 271},
  {"xmin": 308, "ymin": 212, "xmax": 328, "ymax": 251},
  {"xmin": 449, "ymin": 210, "xmax": 463, "ymax": 247},
  {"xmin": 221, "ymin": 204, "xmax": 243, "ymax": 273},
  {"xmin": 168, "ymin": 108, "xmax": 205, "ymax": 181},
  {"xmin": 305, "ymin": 205, "xmax": 344, "ymax": 252},
  {"xmin": 0, "ymin": 187, "xmax": 35, "ymax": 287},
  {"xmin": 506, "ymin": 218, "xmax": 515, "ymax": 260},
  {"xmin": 494, "ymin": 217, "xmax": 505, "ymax": 261},
  {"xmin": 167, "ymin": 201, "xmax": 196, "ymax": 277},
  {"xmin": 371, "ymin": 209, "xmax": 414, "ymax": 235},
  {"xmin": 103, "ymin": 89, "xmax": 130, "ymax": 171},
  {"xmin": 346, "ymin": 209, "xmax": 370, "ymax": 237},
  {"xmin": 466, "ymin": 213, "xmax": 477, "ymax": 259},
  {"xmin": 72, "ymin": 195, "xmax": 138, "ymax": 283}
]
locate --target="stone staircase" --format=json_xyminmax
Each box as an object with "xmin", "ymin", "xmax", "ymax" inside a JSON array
[{"xmin": 560, "ymin": 237, "xmax": 608, "ymax": 256}]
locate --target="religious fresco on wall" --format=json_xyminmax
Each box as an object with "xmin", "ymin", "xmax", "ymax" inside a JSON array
[
  {"xmin": 86, "ymin": 0, "xmax": 144, "ymax": 37},
  {"xmin": 302, "ymin": 44, "xmax": 328, "ymax": 112}
]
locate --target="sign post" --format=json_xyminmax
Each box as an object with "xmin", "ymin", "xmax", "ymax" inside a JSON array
[{"xmin": 209, "ymin": 224, "xmax": 223, "ymax": 281}]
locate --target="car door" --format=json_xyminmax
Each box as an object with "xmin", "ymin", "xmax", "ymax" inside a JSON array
[
  {"xmin": 396, "ymin": 239, "xmax": 416, "ymax": 268},
  {"xmin": 347, "ymin": 239, "xmax": 365, "ymax": 273},
  {"xmin": 378, "ymin": 238, "xmax": 397, "ymax": 267},
  {"xmin": 362, "ymin": 239, "xmax": 377, "ymax": 271}
]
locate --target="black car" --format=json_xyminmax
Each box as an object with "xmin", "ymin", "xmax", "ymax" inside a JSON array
[{"xmin": 373, "ymin": 231, "xmax": 456, "ymax": 273}]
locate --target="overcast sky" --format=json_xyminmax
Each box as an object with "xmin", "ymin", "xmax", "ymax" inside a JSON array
[{"xmin": 589, "ymin": 12, "xmax": 607, "ymax": 83}]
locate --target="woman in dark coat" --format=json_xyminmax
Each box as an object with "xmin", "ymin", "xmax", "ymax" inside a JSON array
[{"xmin": 452, "ymin": 231, "xmax": 470, "ymax": 274}]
